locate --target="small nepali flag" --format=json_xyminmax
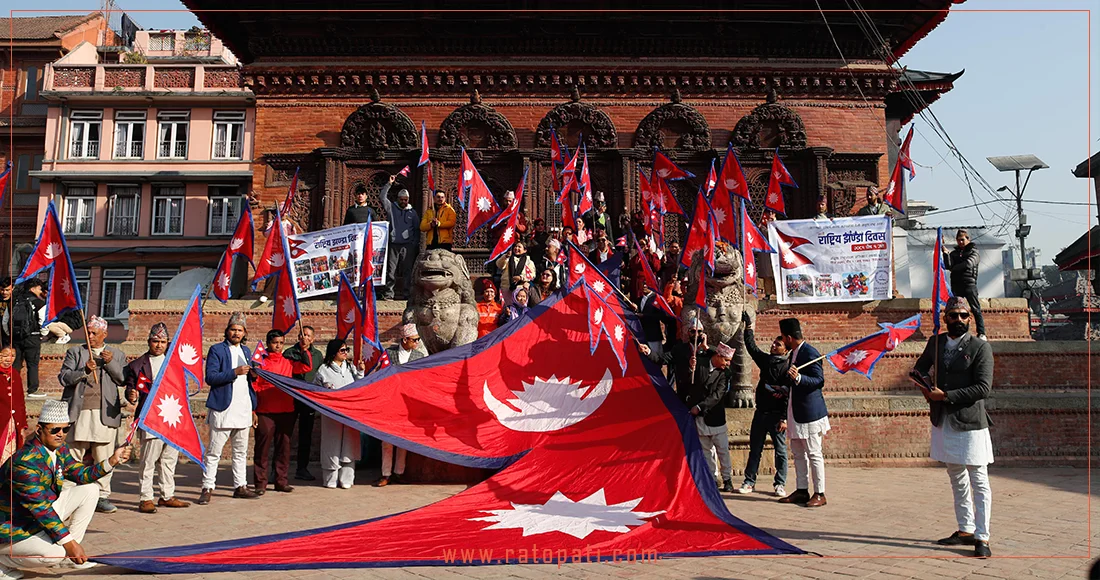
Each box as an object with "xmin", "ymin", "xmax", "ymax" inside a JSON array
[
  {"xmin": 715, "ymin": 144, "xmax": 750, "ymax": 202},
  {"xmin": 378, "ymin": 350, "xmax": 392, "ymax": 370},
  {"xmin": 136, "ymin": 371, "xmax": 152, "ymax": 394},
  {"xmin": 931, "ymin": 227, "xmax": 953, "ymax": 336},
  {"xmin": 898, "ymin": 125, "xmax": 916, "ymax": 180},
  {"xmin": 558, "ymin": 146, "xmax": 580, "ymax": 204},
  {"xmin": 577, "ymin": 144, "xmax": 594, "ymax": 216},
  {"xmin": 765, "ymin": 149, "xmax": 798, "ymax": 216},
  {"xmin": 1, "ymin": 416, "xmax": 19, "ymax": 464},
  {"xmin": 396, "ymin": 165, "xmax": 411, "ymax": 178},
  {"xmin": 360, "ymin": 217, "xmax": 375, "ymax": 286},
  {"xmin": 16, "ymin": 201, "xmax": 84, "ymax": 326},
  {"xmin": 740, "ymin": 199, "xmax": 774, "ymax": 294},
  {"xmin": 774, "ymin": 228, "xmax": 815, "ymax": 270},
  {"xmin": 418, "ymin": 121, "xmax": 430, "ymax": 167},
  {"xmin": 827, "ymin": 314, "xmax": 921, "ymax": 380},
  {"xmin": 251, "ymin": 340, "xmax": 269, "ymax": 366},
  {"xmin": 0, "ymin": 161, "xmax": 11, "ymax": 208},
  {"xmin": 633, "ymin": 238, "xmax": 675, "ymax": 317},
  {"xmin": 212, "ymin": 202, "xmax": 255, "ymax": 303},
  {"xmin": 653, "ymin": 148, "xmax": 694, "ymax": 181},
  {"xmin": 425, "ymin": 162, "xmax": 436, "ymax": 193},
  {"xmin": 280, "ymin": 167, "xmax": 299, "ymax": 217},
  {"xmin": 705, "ymin": 159, "xmax": 718, "ymax": 195},
  {"xmin": 680, "ymin": 189, "xmax": 716, "ymax": 271}
]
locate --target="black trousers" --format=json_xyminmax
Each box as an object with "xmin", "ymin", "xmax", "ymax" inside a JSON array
[
  {"xmin": 294, "ymin": 400, "xmax": 315, "ymax": 471},
  {"xmin": 382, "ymin": 243, "xmax": 417, "ymax": 299},
  {"xmin": 13, "ymin": 336, "xmax": 40, "ymax": 394},
  {"xmin": 958, "ymin": 289, "xmax": 987, "ymax": 336}
]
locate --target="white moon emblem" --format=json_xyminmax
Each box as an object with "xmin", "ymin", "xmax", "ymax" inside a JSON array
[
  {"xmin": 483, "ymin": 370, "xmax": 613, "ymax": 433},
  {"xmin": 178, "ymin": 343, "xmax": 199, "ymax": 366}
]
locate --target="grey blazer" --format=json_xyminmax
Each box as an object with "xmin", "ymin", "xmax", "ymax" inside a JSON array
[
  {"xmin": 384, "ymin": 344, "xmax": 425, "ymax": 366},
  {"xmin": 914, "ymin": 333, "xmax": 994, "ymax": 432},
  {"xmin": 58, "ymin": 344, "xmax": 126, "ymax": 427}
]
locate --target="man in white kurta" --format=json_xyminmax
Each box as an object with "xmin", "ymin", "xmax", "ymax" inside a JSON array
[{"xmin": 914, "ymin": 296, "xmax": 995, "ymax": 558}]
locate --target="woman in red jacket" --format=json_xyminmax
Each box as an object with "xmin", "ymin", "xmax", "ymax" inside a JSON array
[
  {"xmin": 251, "ymin": 330, "xmax": 312, "ymax": 495},
  {"xmin": 0, "ymin": 346, "xmax": 28, "ymax": 457}
]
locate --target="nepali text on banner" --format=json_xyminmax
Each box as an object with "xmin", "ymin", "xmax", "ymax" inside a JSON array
[
  {"xmin": 286, "ymin": 222, "xmax": 389, "ymax": 298},
  {"xmin": 768, "ymin": 215, "xmax": 892, "ymax": 304}
]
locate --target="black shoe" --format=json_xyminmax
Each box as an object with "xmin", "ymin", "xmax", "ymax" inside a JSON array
[
  {"xmin": 973, "ymin": 541, "xmax": 991, "ymax": 558},
  {"xmin": 938, "ymin": 531, "xmax": 977, "ymax": 546},
  {"xmin": 295, "ymin": 469, "xmax": 316, "ymax": 481},
  {"xmin": 721, "ymin": 479, "xmax": 734, "ymax": 493}
]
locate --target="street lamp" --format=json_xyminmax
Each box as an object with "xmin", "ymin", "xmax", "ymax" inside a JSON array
[{"xmin": 986, "ymin": 154, "xmax": 1048, "ymax": 281}]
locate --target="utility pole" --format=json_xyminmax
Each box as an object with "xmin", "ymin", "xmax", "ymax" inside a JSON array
[{"xmin": 988, "ymin": 154, "xmax": 1048, "ymax": 279}]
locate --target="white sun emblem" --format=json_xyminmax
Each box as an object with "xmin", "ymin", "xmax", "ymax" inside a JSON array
[
  {"xmin": 767, "ymin": 192, "xmax": 779, "ymax": 204},
  {"xmin": 463, "ymin": 169, "xmax": 474, "ymax": 181},
  {"xmin": 156, "ymin": 394, "xmax": 185, "ymax": 429},
  {"xmin": 471, "ymin": 489, "xmax": 664, "ymax": 539},
  {"xmin": 216, "ymin": 272, "xmax": 230, "ymax": 291},
  {"xmin": 476, "ymin": 196, "xmax": 492, "ymax": 212},
  {"xmin": 281, "ymin": 296, "xmax": 296, "ymax": 318},
  {"xmin": 724, "ymin": 178, "xmax": 739, "ymax": 191},
  {"xmin": 713, "ymin": 208, "xmax": 727, "ymax": 224},
  {"xmin": 592, "ymin": 280, "xmax": 606, "ymax": 294},
  {"xmin": 745, "ymin": 261, "xmax": 755, "ymax": 278},
  {"xmin": 229, "ymin": 237, "xmax": 244, "ymax": 251},
  {"xmin": 613, "ymin": 325, "xmax": 624, "ymax": 343},
  {"xmin": 593, "ymin": 307, "xmax": 603, "ymax": 326},
  {"xmin": 844, "ymin": 349, "xmax": 869, "ymax": 366},
  {"xmin": 178, "ymin": 343, "xmax": 199, "ymax": 366},
  {"xmin": 60, "ymin": 278, "xmax": 73, "ymax": 297},
  {"xmin": 503, "ymin": 226, "xmax": 514, "ymax": 243},
  {"xmin": 268, "ymin": 252, "xmax": 285, "ymax": 268},
  {"xmin": 44, "ymin": 242, "xmax": 63, "ymax": 260},
  {"xmin": 657, "ymin": 168, "xmax": 670, "ymax": 178},
  {"xmin": 781, "ymin": 247, "xmax": 797, "ymax": 267}
]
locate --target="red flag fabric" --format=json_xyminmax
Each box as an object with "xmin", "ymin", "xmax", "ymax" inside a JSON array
[
  {"xmin": 773, "ymin": 229, "xmax": 814, "ymax": 270},
  {"xmin": 550, "ymin": 126, "xmax": 569, "ymax": 191},
  {"xmin": 457, "ymin": 149, "xmax": 476, "ymax": 209},
  {"xmin": 1, "ymin": 416, "xmax": 19, "ymax": 465},
  {"xmin": 828, "ymin": 314, "xmax": 921, "ymax": 379},
  {"xmin": 16, "ymin": 202, "xmax": 83, "ymax": 325},
  {"xmin": 715, "ymin": 145, "xmax": 750, "ymax": 202},
  {"xmin": 882, "ymin": 155, "xmax": 906, "ymax": 215},
  {"xmin": 680, "ymin": 189, "xmax": 716, "ymax": 271},
  {"xmin": 0, "ymin": 161, "xmax": 11, "ymax": 207},
  {"xmin": 898, "ymin": 125, "xmax": 916, "ymax": 179},
  {"xmin": 425, "ymin": 162, "xmax": 436, "ymax": 193},
  {"xmin": 279, "ymin": 168, "xmax": 299, "ymax": 217},
  {"xmin": 693, "ymin": 267, "xmax": 707, "ymax": 309},
  {"xmin": 653, "ymin": 149, "xmax": 694, "ymax": 181},
  {"xmin": 708, "ymin": 154, "xmax": 738, "ymax": 244},
  {"xmin": 360, "ymin": 217, "xmax": 375, "ymax": 285},
  {"xmin": 360, "ymin": 281, "xmax": 380, "ymax": 351},
  {"xmin": 633, "ymin": 239, "xmax": 675, "ymax": 317},
  {"xmin": 337, "ymin": 272, "xmax": 363, "ymax": 341},
  {"xmin": 102, "ymin": 287, "xmax": 800, "ymax": 573},
  {"xmin": 397, "ymin": 165, "xmax": 411, "ymax": 178},
  {"xmin": 558, "ymin": 147, "xmax": 580, "ymax": 203},
  {"xmin": 705, "ymin": 159, "xmax": 717, "ymax": 195},
  {"xmin": 212, "ymin": 203, "xmax": 255, "ymax": 303},
  {"xmin": 253, "ymin": 208, "xmax": 301, "ymax": 334},
  {"xmin": 136, "ymin": 285, "xmax": 206, "ymax": 467},
  {"xmin": 487, "ymin": 170, "xmax": 527, "ymax": 263},
  {"xmin": 931, "ymin": 227, "xmax": 954, "ymax": 336},
  {"xmin": 565, "ymin": 242, "xmax": 616, "ymax": 304},
  {"xmin": 461, "ymin": 153, "xmax": 503, "ymax": 240},
  {"xmin": 135, "ymin": 371, "xmax": 152, "ymax": 394},
  {"xmin": 492, "ymin": 167, "xmax": 527, "ymax": 229},
  {"xmin": 740, "ymin": 200, "xmax": 774, "ymax": 294},
  {"xmin": 638, "ymin": 168, "xmax": 653, "ymax": 209},
  {"xmin": 584, "ymin": 287, "xmax": 629, "ymax": 375},
  {"xmin": 560, "ymin": 194, "xmax": 577, "ymax": 237},
  {"xmin": 251, "ymin": 340, "xmax": 269, "ymax": 366},
  {"xmin": 652, "ymin": 176, "xmax": 686, "ymax": 217},
  {"xmin": 577, "ymin": 145, "xmax": 594, "ymax": 216},
  {"xmin": 418, "ymin": 121, "xmax": 430, "ymax": 167},
  {"xmin": 765, "ymin": 150, "xmax": 798, "ymax": 216}
]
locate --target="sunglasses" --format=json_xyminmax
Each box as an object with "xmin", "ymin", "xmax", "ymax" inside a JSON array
[
  {"xmin": 338, "ymin": 347, "xmax": 350, "ymax": 353},
  {"xmin": 47, "ymin": 426, "xmax": 71, "ymax": 435},
  {"xmin": 406, "ymin": 337, "xmax": 421, "ymax": 342},
  {"xmin": 946, "ymin": 312, "xmax": 971, "ymax": 320}
]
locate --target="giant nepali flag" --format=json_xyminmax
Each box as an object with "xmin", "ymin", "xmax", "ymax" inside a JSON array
[
  {"xmin": 100, "ymin": 287, "xmax": 799, "ymax": 573},
  {"xmin": 16, "ymin": 201, "xmax": 83, "ymax": 325},
  {"xmin": 136, "ymin": 285, "xmax": 206, "ymax": 466},
  {"xmin": 827, "ymin": 314, "xmax": 921, "ymax": 380},
  {"xmin": 211, "ymin": 202, "xmax": 255, "ymax": 303}
]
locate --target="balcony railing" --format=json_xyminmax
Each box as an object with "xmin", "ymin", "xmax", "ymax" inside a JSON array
[
  {"xmin": 158, "ymin": 141, "xmax": 187, "ymax": 158},
  {"xmin": 107, "ymin": 216, "xmax": 138, "ymax": 236},
  {"xmin": 115, "ymin": 141, "xmax": 143, "ymax": 159},
  {"xmin": 70, "ymin": 141, "xmax": 100, "ymax": 159},
  {"xmin": 213, "ymin": 140, "xmax": 243, "ymax": 159},
  {"xmin": 45, "ymin": 64, "xmax": 246, "ymax": 93}
]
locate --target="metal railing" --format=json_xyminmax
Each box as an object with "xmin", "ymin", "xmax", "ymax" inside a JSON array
[
  {"xmin": 115, "ymin": 141, "xmax": 143, "ymax": 159},
  {"xmin": 158, "ymin": 141, "xmax": 187, "ymax": 158},
  {"xmin": 70, "ymin": 141, "xmax": 100, "ymax": 159},
  {"xmin": 213, "ymin": 140, "xmax": 242, "ymax": 159}
]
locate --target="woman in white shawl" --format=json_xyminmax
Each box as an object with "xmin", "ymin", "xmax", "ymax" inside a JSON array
[{"xmin": 313, "ymin": 338, "xmax": 365, "ymax": 489}]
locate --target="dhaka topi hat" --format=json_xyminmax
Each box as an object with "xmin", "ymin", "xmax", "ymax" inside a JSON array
[
  {"xmin": 227, "ymin": 311, "xmax": 247, "ymax": 329},
  {"xmin": 38, "ymin": 400, "xmax": 71, "ymax": 425},
  {"xmin": 714, "ymin": 342, "xmax": 736, "ymax": 359},
  {"xmin": 149, "ymin": 322, "xmax": 169, "ymax": 341},
  {"xmin": 86, "ymin": 315, "xmax": 108, "ymax": 333},
  {"xmin": 945, "ymin": 296, "xmax": 971, "ymax": 313},
  {"xmin": 401, "ymin": 323, "xmax": 419, "ymax": 339}
]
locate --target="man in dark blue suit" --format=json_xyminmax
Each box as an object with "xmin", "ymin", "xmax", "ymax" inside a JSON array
[{"xmin": 776, "ymin": 318, "xmax": 830, "ymax": 508}]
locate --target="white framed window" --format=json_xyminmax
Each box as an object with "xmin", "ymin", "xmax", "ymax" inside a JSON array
[
  {"xmin": 107, "ymin": 185, "xmax": 140, "ymax": 236},
  {"xmin": 157, "ymin": 111, "xmax": 189, "ymax": 159},
  {"xmin": 212, "ymin": 111, "xmax": 245, "ymax": 160},
  {"xmin": 62, "ymin": 186, "xmax": 96, "ymax": 236},
  {"xmin": 74, "ymin": 269, "xmax": 91, "ymax": 303},
  {"xmin": 101, "ymin": 269, "xmax": 135, "ymax": 319},
  {"xmin": 146, "ymin": 269, "xmax": 178, "ymax": 299},
  {"xmin": 113, "ymin": 111, "xmax": 146, "ymax": 159},
  {"xmin": 208, "ymin": 185, "xmax": 242, "ymax": 235},
  {"xmin": 69, "ymin": 111, "xmax": 102, "ymax": 159},
  {"xmin": 151, "ymin": 186, "xmax": 185, "ymax": 235},
  {"xmin": 148, "ymin": 33, "xmax": 174, "ymax": 51}
]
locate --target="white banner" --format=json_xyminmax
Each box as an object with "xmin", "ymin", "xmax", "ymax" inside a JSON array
[
  {"xmin": 287, "ymin": 222, "xmax": 389, "ymax": 298},
  {"xmin": 769, "ymin": 215, "xmax": 893, "ymax": 304}
]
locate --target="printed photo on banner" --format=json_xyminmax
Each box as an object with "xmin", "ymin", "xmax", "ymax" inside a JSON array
[
  {"xmin": 769, "ymin": 215, "xmax": 892, "ymax": 304},
  {"xmin": 371, "ymin": 221, "xmax": 390, "ymax": 286},
  {"xmin": 287, "ymin": 222, "xmax": 387, "ymax": 298}
]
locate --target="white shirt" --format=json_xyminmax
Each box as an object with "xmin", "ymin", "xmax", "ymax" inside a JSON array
[
  {"xmin": 208, "ymin": 344, "xmax": 253, "ymax": 430},
  {"xmin": 787, "ymin": 341, "xmax": 831, "ymax": 439},
  {"xmin": 397, "ymin": 346, "xmax": 412, "ymax": 365},
  {"xmin": 149, "ymin": 354, "xmax": 166, "ymax": 379}
]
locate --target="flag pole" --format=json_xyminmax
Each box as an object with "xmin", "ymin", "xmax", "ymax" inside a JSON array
[
  {"xmin": 795, "ymin": 353, "xmax": 828, "ymax": 371},
  {"xmin": 77, "ymin": 309, "xmax": 103, "ymax": 390}
]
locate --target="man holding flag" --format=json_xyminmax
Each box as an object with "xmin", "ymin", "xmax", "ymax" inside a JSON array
[
  {"xmin": 123, "ymin": 322, "xmax": 190, "ymax": 514},
  {"xmin": 379, "ymin": 174, "xmax": 421, "ymax": 300}
]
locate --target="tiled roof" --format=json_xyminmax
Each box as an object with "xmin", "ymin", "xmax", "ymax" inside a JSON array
[{"xmin": 1, "ymin": 13, "xmax": 99, "ymax": 41}]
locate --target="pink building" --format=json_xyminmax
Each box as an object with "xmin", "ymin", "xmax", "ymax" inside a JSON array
[{"xmin": 33, "ymin": 29, "xmax": 254, "ymax": 325}]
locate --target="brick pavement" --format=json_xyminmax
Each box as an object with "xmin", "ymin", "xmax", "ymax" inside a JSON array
[{"xmin": 61, "ymin": 465, "xmax": 1097, "ymax": 579}]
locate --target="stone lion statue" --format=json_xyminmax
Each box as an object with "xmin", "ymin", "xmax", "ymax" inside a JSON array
[
  {"xmin": 680, "ymin": 243, "xmax": 758, "ymax": 408},
  {"xmin": 402, "ymin": 249, "xmax": 479, "ymax": 354}
]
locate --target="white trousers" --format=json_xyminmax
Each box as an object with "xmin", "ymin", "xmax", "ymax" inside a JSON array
[
  {"xmin": 139, "ymin": 432, "xmax": 179, "ymax": 501},
  {"xmin": 322, "ymin": 464, "xmax": 356, "ymax": 489},
  {"xmin": 790, "ymin": 433, "xmax": 826, "ymax": 494},
  {"xmin": 946, "ymin": 463, "xmax": 992, "ymax": 542},
  {"xmin": 201, "ymin": 427, "xmax": 249, "ymax": 490},
  {"xmin": 381, "ymin": 442, "xmax": 407, "ymax": 477},
  {"xmin": 66, "ymin": 441, "xmax": 113, "ymax": 498},
  {"xmin": 696, "ymin": 418, "xmax": 732, "ymax": 484},
  {"xmin": 0, "ymin": 483, "xmax": 97, "ymax": 571}
]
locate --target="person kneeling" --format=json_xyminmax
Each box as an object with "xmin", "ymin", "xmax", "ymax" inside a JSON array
[{"xmin": 0, "ymin": 400, "xmax": 130, "ymax": 579}]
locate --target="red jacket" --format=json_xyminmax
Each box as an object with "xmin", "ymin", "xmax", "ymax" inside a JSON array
[
  {"xmin": 0, "ymin": 365, "xmax": 27, "ymax": 449},
  {"xmin": 253, "ymin": 352, "xmax": 311, "ymax": 414}
]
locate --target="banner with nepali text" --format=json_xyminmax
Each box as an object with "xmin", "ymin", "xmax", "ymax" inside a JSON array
[
  {"xmin": 768, "ymin": 215, "xmax": 892, "ymax": 304},
  {"xmin": 286, "ymin": 222, "xmax": 389, "ymax": 298}
]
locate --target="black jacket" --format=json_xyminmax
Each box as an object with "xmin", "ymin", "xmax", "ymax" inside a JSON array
[
  {"xmin": 945, "ymin": 242, "xmax": 980, "ymax": 292},
  {"xmin": 638, "ymin": 293, "xmax": 676, "ymax": 346},
  {"xmin": 343, "ymin": 204, "xmax": 373, "ymax": 226},
  {"xmin": 789, "ymin": 341, "xmax": 828, "ymax": 424},
  {"xmin": 913, "ymin": 333, "xmax": 994, "ymax": 431},
  {"xmin": 647, "ymin": 341, "xmax": 707, "ymax": 405},
  {"xmin": 743, "ymin": 328, "xmax": 791, "ymax": 415},
  {"xmin": 681, "ymin": 350, "xmax": 731, "ymax": 427}
]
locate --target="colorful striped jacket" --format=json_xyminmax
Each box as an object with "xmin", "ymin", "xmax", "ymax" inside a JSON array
[{"xmin": 0, "ymin": 437, "xmax": 110, "ymax": 544}]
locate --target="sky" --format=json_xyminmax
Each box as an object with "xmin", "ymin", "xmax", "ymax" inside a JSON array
[{"xmin": 11, "ymin": 1, "xmax": 1097, "ymax": 265}]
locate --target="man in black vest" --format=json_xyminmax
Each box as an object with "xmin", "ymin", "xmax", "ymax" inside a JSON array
[
  {"xmin": 777, "ymin": 317, "xmax": 829, "ymax": 508},
  {"xmin": 913, "ymin": 296, "xmax": 995, "ymax": 558}
]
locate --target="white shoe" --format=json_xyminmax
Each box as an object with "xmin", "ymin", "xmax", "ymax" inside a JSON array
[
  {"xmin": 736, "ymin": 483, "xmax": 754, "ymax": 494},
  {"xmin": 0, "ymin": 566, "xmax": 24, "ymax": 579},
  {"xmin": 55, "ymin": 560, "xmax": 97, "ymax": 570},
  {"xmin": 56, "ymin": 334, "xmax": 71, "ymax": 344},
  {"xmin": 774, "ymin": 485, "xmax": 786, "ymax": 497}
]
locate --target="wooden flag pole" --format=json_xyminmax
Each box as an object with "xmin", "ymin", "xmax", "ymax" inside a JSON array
[{"xmin": 77, "ymin": 309, "xmax": 102, "ymax": 390}]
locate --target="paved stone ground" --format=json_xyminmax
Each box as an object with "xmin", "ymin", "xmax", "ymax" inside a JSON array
[{"xmin": 50, "ymin": 465, "xmax": 1097, "ymax": 579}]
